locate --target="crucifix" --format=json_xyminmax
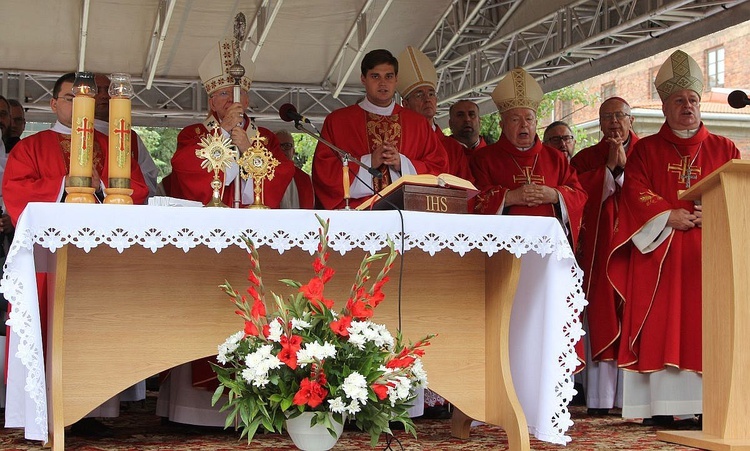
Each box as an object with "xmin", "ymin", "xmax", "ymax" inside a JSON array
[{"xmin": 668, "ymin": 155, "xmax": 701, "ymax": 189}]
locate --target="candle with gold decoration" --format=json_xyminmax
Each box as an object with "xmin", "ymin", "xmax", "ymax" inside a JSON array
[
  {"xmin": 65, "ymin": 71, "xmax": 97, "ymax": 203},
  {"xmin": 104, "ymin": 73, "xmax": 135, "ymax": 204}
]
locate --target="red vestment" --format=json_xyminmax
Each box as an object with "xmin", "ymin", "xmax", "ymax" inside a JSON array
[
  {"xmin": 435, "ymin": 127, "xmax": 473, "ymax": 182},
  {"xmin": 311, "ymin": 104, "xmax": 448, "ymax": 210},
  {"xmin": 2, "ymin": 129, "xmax": 149, "ymax": 225},
  {"xmin": 608, "ymin": 123, "xmax": 740, "ymax": 373},
  {"xmin": 451, "ymin": 135, "xmax": 487, "ymax": 159},
  {"xmin": 470, "ymin": 135, "xmax": 587, "ymax": 248},
  {"xmin": 570, "ymin": 131, "xmax": 638, "ymax": 361},
  {"xmin": 166, "ymin": 116, "xmax": 301, "ymax": 208}
]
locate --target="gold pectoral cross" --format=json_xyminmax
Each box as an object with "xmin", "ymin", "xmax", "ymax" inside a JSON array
[
  {"xmin": 513, "ymin": 167, "xmax": 544, "ymax": 185},
  {"xmin": 668, "ymin": 155, "xmax": 701, "ymax": 189}
]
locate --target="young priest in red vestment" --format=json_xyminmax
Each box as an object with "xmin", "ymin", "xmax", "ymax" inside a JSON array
[
  {"xmin": 396, "ymin": 46, "xmax": 472, "ymax": 183},
  {"xmin": 569, "ymin": 96, "xmax": 638, "ymax": 415},
  {"xmin": 163, "ymin": 38, "xmax": 312, "ymax": 209},
  {"xmin": 470, "ymin": 68, "xmax": 587, "ymax": 249},
  {"xmin": 1, "ymin": 72, "xmax": 150, "ymax": 437},
  {"xmin": 608, "ymin": 50, "xmax": 740, "ymax": 425},
  {"xmin": 311, "ymin": 49, "xmax": 448, "ymax": 210}
]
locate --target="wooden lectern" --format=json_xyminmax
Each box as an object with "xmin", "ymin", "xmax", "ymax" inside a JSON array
[{"xmin": 657, "ymin": 159, "xmax": 750, "ymax": 450}]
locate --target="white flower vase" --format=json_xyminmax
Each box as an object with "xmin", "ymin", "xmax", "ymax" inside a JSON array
[{"xmin": 285, "ymin": 412, "xmax": 344, "ymax": 451}]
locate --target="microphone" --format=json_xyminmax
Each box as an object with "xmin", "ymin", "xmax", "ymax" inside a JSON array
[
  {"xmin": 279, "ymin": 103, "xmax": 311, "ymax": 124},
  {"xmin": 727, "ymin": 90, "xmax": 750, "ymax": 109}
]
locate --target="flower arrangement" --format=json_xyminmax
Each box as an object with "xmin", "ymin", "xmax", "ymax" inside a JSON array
[{"xmin": 211, "ymin": 216, "xmax": 433, "ymax": 446}]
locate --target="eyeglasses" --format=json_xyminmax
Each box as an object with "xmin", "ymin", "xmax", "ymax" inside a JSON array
[
  {"xmin": 279, "ymin": 143, "xmax": 294, "ymax": 150},
  {"xmin": 54, "ymin": 95, "xmax": 75, "ymax": 103},
  {"xmin": 546, "ymin": 135, "xmax": 574, "ymax": 145},
  {"xmin": 408, "ymin": 90, "xmax": 437, "ymax": 101},
  {"xmin": 599, "ymin": 112, "xmax": 631, "ymax": 121}
]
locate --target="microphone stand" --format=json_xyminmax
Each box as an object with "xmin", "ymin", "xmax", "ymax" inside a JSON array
[{"xmin": 292, "ymin": 120, "xmax": 381, "ymax": 210}]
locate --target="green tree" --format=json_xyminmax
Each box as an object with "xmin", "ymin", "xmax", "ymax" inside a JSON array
[{"xmin": 133, "ymin": 126, "xmax": 179, "ymax": 181}]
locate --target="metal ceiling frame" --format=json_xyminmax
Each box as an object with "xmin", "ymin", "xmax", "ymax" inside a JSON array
[{"xmin": 3, "ymin": 0, "xmax": 750, "ymax": 129}]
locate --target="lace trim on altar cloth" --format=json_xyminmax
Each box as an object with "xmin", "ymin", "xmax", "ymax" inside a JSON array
[{"xmin": 2, "ymin": 219, "xmax": 582, "ymax": 444}]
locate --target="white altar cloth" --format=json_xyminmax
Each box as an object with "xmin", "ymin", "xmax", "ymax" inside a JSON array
[{"xmin": 2, "ymin": 203, "xmax": 585, "ymax": 445}]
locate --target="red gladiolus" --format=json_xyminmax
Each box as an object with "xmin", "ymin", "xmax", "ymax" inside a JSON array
[
  {"xmin": 321, "ymin": 266, "xmax": 335, "ymax": 283},
  {"xmin": 247, "ymin": 269, "xmax": 260, "ymax": 285},
  {"xmin": 278, "ymin": 334, "xmax": 303, "ymax": 369},
  {"xmin": 313, "ymin": 257, "xmax": 325, "ymax": 274},
  {"xmin": 300, "ymin": 277, "xmax": 334, "ymax": 310},
  {"xmin": 372, "ymin": 384, "xmax": 390, "ymax": 401},
  {"xmin": 244, "ymin": 320, "xmax": 259, "ymax": 337},
  {"xmin": 346, "ymin": 298, "xmax": 373, "ymax": 320},
  {"xmin": 293, "ymin": 377, "xmax": 328, "ymax": 408},
  {"xmin": 262, "ymin": 324, "xmax": 271, "ymax": 339},
  {"xmin": 247, "ymin": 286, "xmax": 261, "ymax": 302},
  {"xmin": 386, "ymin": 356, "xmax": 415, "ymax": 369},
  {"xmin": 251, "ymin": 297, "xmax": 266, "ymax": 319},
  {"xmin": 330, "ymin": 315, "xmax": 352, "ymax": 337}
]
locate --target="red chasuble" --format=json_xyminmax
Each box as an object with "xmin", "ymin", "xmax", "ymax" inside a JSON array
[
  {"xmin": 166, "ymin": 115, "xmax": 297, "ymax": 208},
  {"xmin": 570, "ymin": 130, "xmax": 638, "ymax": 361},
  {"xmin": 435, "ymin": 127, "xmax": 473, "ymax": 182},
  {"xmin": 608, "ymin": 123, "xmax": 740, "ymax": 373},
  {"xmin": 2, "ymin": 129, "xmax": 150, "ymax": 225},
  {"xmin": 311, "ymin": 104, "xmax": 449, "ymax": 210},
  {"xmin": 470, "ymin": 134, "xmax": 587, "ymax": 248}
]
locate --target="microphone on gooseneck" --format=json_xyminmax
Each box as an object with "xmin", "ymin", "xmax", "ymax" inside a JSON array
[
  {"xmin": 279, "ymin": 103, "xmax": 311, "ymax": 124},
  {"xmin": 727, "ymin": 90, "xmax": 750, "ymax": 109}
]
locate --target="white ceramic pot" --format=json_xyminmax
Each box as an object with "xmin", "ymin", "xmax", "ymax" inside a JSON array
[{"xmin": 285, "ymin": 412, "xmax": 344, "ymax": 451}]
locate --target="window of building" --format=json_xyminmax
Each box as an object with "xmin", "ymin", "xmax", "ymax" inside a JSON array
[
  {"xmin": 558, "ymin": 99, "xmax": 572, "ymax": 120},
  {"xmin": 706, "ymin": 46, "xmax": 725, "ymax": 89},
  {"xmin": 649, "ymin": 67, "xmax": 660, "ymax": 100},
  {"xmin": 601, "ymin": 82, "xmax": 616, "ymax": 101}
]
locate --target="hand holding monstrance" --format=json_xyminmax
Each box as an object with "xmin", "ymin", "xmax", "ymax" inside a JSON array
[{"xmin": 195, "ymin": 125, "xmax": 238, "ymax": 207}]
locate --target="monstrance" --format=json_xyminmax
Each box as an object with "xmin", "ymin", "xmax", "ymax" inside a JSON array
[
  {"xmin": 195, "ymin": 125, "xmax": 238, "ymax": 207},
  {"xmin": 237, "ymin": 129, "xmax": 279, "ymax": 209}
]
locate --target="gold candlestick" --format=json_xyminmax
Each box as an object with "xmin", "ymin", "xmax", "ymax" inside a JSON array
[
  {"xmin": 66, "ymin": 71, "xmax": 97, "ymax": 203},
  {"xmin": 105, "ymin": 73, "xmax": 135, "ymax": 204}
]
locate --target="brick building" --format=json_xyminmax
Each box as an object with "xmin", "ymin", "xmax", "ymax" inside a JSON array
[{"xmin": 555, "ymin": 21, "xmax": 750, "ymax": 159}]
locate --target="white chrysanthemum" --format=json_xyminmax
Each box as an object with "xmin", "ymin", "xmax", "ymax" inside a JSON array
[
  {"xmin": 297, "ymin": 341, "xmax": 337, "ymax": 367},
  {"xmin": 411, "ymin": 359, "xmax": 428, "ymax": 387},
  {"xmin": 217, "ymin": 330, "xmax": 245, "ymax": 364},
  {"xmin": 347, "ymin": 320, "xmax": 394, "ymax": 349},
  {"xmin": 291, "ymin": 318, "xmax": 311, "ymax": 330},
  {"xmin": 387, "ymin": 376, "xmax": 413, "ymax": 406},
  {"xmin": 328, "ymin": 397, "xmax": 347, "ymax": 414},
  {"xmin": 345, "ymin": 399, "xmax": 361, "ymax": 415},
  {"xmin": 342, "ymin": 372, "xmax": 368, "ymax": 404},
  {"xmin": 267, "ymin": 318, "xmax": 284, "ymax": 342},
  {"xmin": 242, "ymin": 344, "xmax": 282, "ymax": 387},
  {"xmin": 347, "ymin": 332, "xmax": 366, "ymax": 350}
]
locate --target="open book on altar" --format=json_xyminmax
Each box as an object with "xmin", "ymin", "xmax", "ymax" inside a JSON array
[{"xmin": 356, "ymin": 173, "xmax": 478, "ymax": 213}]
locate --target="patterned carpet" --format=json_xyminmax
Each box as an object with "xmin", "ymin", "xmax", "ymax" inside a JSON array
[{"xmin": 1, "ymin": 398, "xmax": 699, "ymax": 450}]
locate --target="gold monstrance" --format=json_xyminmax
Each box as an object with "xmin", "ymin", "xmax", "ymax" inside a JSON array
[
  {"xmin": 195, "ymin": 125, "xmax": 238, "ymax": 207},
  {"xmin": 237, "ymin": 129, "xmax": 279, "ymax": 209}
]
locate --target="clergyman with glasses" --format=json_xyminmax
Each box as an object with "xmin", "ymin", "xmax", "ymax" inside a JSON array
[
  {"xmin": 543, "ymin": 120, "xmax": 576, "ymax": 159},
  {"xmin": 568, "ymin": 96, "xmax": 638, "ymax": 417},
  {"xmin": 397, "ymin": 46, "xmax": 473, "ymax": 182}
]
